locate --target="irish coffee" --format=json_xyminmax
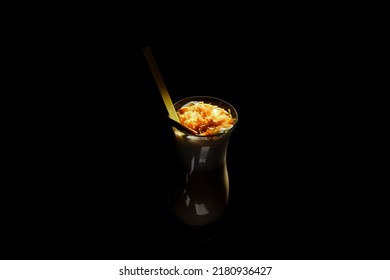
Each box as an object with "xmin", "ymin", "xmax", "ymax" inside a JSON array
[{"xmin": 168, "ymin": 96, "xmax": 238, "ymax": 227}]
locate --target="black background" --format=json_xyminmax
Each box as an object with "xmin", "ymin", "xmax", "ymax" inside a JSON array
[{"xmin": 2, "ymin": 5, "xmax": 388, "ymax": 260}]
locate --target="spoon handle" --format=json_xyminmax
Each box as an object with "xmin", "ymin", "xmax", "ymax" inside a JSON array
[
  {"xmin": 143, "ymin": 46, "xmax": 180, "ymax": 122},
  {"xmin": 166, "ymin": 117, "xmax": 198, "ymax": 135}
]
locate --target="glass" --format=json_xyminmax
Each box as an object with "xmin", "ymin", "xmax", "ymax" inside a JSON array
[{"xmin": 167, "ymin": 96, "xmax": 238, "ymax": 227}]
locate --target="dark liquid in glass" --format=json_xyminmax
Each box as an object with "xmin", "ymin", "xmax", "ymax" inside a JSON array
[{"xmin": 168, "ymin": 164, "xmax": 229, "ymax": 227}]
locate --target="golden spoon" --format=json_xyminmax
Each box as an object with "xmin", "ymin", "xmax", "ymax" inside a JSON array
[{"xmin": 143, "ymin": 46, "xmax": 198, "ymax": 135}]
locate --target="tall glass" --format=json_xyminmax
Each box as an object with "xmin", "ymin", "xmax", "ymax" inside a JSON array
[{"xmin": 168, "ymin": 96, "xmax": 238, "ymax": 227}]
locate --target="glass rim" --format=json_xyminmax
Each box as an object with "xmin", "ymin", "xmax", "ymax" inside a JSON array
[{"xmin": 173, "ymin": 95, "xmax": 238, "ymax": 137}]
